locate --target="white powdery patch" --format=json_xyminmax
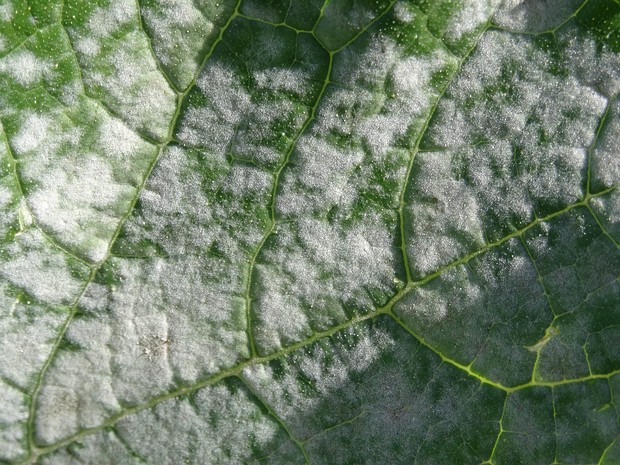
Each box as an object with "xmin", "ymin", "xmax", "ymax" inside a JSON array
[
  {"xmin": 13, "ymin": 110, "xmax": 155, "ymax": 262},
  {"xmin": 0, "ymin": 380, "xmax": 28, "ymax": 461},
  {"xmin": 426, "ymin": 31, "xmax": 608, "ymax": 149},
  {"xmin": 34, "ymin": 143, "xmax": 276, "ymax": 443},
  {"xmin": 85, "ymin": 0, "xmax": 135, "ymax": 37},
  {"xmin": 253, "ymin": 67, "xmax": 309, "ymax": 95},
  {"xmin": 0, "ymin": 2, "xmax": 13, "ymax": 22},
  {"xmin": 393, "ymin": 1, "xmax": 416, "ymax": 23},
  {"xmin": 406, "ymin": 151, "xmax": 487, "ymax": 277},
  {"xmin": 243, "ymin": 325, "xmax": 395, "ymax": 438},
  {"xmin": 34, "ymin": 317, "xmax": 122, "ymax": 445},
  {"xmin": 177, "ymin": 64, "xmax": 251, "ymax": 152},
  {"xmin": 277, "ymin": 137, "xmax": 363, "ymax": 216},
  {"xmin": 0, "ymin": 50, "xmax": 51, "ymax": 86},
  {"xmin": 395, "ymin": 239, "xmax": 550, "ymax": 387},
  {"xmin": 408, "ymin": 30, "xmax": 609, "ymax": 277},
  {"xmin": 106, "ymin": 258, "xmax": 248, "ymax": 383},
  {"xmin": 124, "ymin": 145, "xmax": 270, "ymax": 257},
  {"xmin": 141, "ymin": 0, "xmax": 213, "ymax": 89},
  {"xmin": 445, "ymin": 0, "xmax": 501, "ymax": 41},
  {"xmin": 253, "ymin": 214, "xmax": 398, "ymax": 352},
  {"xmin": 494, "ymin": 0, "xmax": 583, "ymax": 33},
  {"xmin": 327, "ymin": 38, "xmax": 452, "ymax": 159},
  {"xmin": 560, "ymin": 27, "xmax": 620, "ymax": 97},
  {"xmin": 74, "ymin": 37, "xmax": 101, "ymax": 58},
  {"xmin": 36, "ymin": 255, "xmax": 251, "ymax": 443},
  {"xmin": 28, "ymin": 158, "xmax": 133, "ymax": 262},
  {"xmin": 178, "ymin": 61, "xmax": 313, "ymax": 166},
  {"xmin": 114, "ymin": 383, "xmax": 282, "ymax": 464},
  {"xmin": 253, "ymin": 35, "xmax": 453, "ymax": 352},
  {"xmin": 0, "ymin": 230, "xmax": 85, "ymax": 305},
  {"xmin": 401, "ymin": 267, "xmax": 484, "ymax": 324},
  {"xmin": 0, "ymin": 299, "xmax": 67, "ymax": 390},
  {"xmin": 590, "ymin": 191, "xmax": 620, "ymax": 241},
  {"xmin": 98, "ymin": 117, "xmax": 146, "ymax": 159},
  {"xmin": 67, "ymin": 1, "xmax": 176, "ymax": 139}
]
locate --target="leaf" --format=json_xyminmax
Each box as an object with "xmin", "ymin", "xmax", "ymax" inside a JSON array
[{"xmin": 0, "ymin": 0, "xmax": 619, "ymax": 464}]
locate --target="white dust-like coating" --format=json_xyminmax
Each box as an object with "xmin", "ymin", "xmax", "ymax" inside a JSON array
[
  {"xmin": 561, "ymin": 27, "xmax": 620, "ymax": 98},
  {"xmin": 67, "ymin": 1, "xmax": 176, "ymax": 139},
  {"xmin": 86, "ymin": 0, "xmax": 135, "ymax": 37},
  {"xmin": 35, "ymin": 255, "xmax": 251, "ymax": 444},
  {"xmin": 0, "ymin": 3, "xmax": 13, "ymax": 23},
  {"xmin": 589, "ymin": 99, "xmax": 620, "ymax": 237},
  {"xmin": 393, "ymin": 1, "xmax": 416, "ymax": 23},
  {"xmin": 0, "ymin": 230, "xmax": 85, "ymax": 305},
  {"xmin": 35, "ymin": 144, "xmax": 277, "ymax": 443},
  {"xmin": 254, "ymin": 68, "xmax": 309, "ymax": 95},
  {"xmin": 253, "ymin": 213, "xmax": 398, "ymax": 352},
  {"xmin": 244, "ymin": 326, "xmax": 395, "ymax": 438},
  {"xmin": 394, "ymin": 239, "xmax": 550, "ymax": 387},
  {"xmin": 590, "ymin": 191, "xmax": 620, "ymax": 241},
  {"xmin": 445, "ymin": 0, "xmax": 501, "ymax": 41},
  {"xmin": 0, "ymin": 183, "xmax": 17, "ymax": 236},
  {"xmin": 177, "ymin": 64, "xmax": 250, "ymax": 152},
  {"xmin": 11, "ymin": 113, "xmax": 55, "ymax": 154},
  {"xmin": 28, "ymin": 159, "xmax": 131, "ymax": 262},
  {"xmin": 116, "ymin": 384, "xmax": 281, "ymax": 464},
  {"xmin": 141, "ymin": 0, "xmax": 212, "ymax": 89},
  {"xmin": 40, "ymin": 382, "xmax": 286, "ymax": 464},
  {"xmin": 0, "ymin": 300, "xmax": 66, "ymax": 390},
  {"xmin": 34, "ymin": 329, "xmax": 122, "ymax": 445},
  {"xmin": 426, "ymin": 32, "xmax": 607, "ymax": 149},
  {"xmin": 410, "ymin": 269, "xmax": 484, "ymax": 323},
  {"xmin": 0, "ymin": 380, "xmax": 27, "ymax": 461},
  {"xmin": 0, "ymin": 50, "xmax": 50, "ymax": 86},
  {"xmin": 178, "ymin": 59, "xmax": 312, "ymax": 166},
  {"xmin": 494, "ymin": 0, "xmax": 583, "ymax": 33},
  {"xmin": 276, "ymin": 137, "xmax": 363, "ymax": 216},
  {"xmin": 74, "ymin": 37, "xmax": 101, "ymax": 58},
  {"xmin": 124, "ymin": 145, "xmax": 271, "ymax": 257},
  {"xmin": 39, "ymin": 430, "xmax": 138, "ymax": 465},
  {"xmin": 252, "ymin": 35, "xmax": 455, "ymax": 352},
  {"xmin": 233, "ymin": 99, "xmax": 307, "ymax": 166},
  {"xmin": 12, "ymin": 110, "xmax": 156, "ymax": 262},
  {"xmin": 406, "ymin": 151, "xmax": 488, "ymax": 276},
  {"xmin": 325, "ymin": 38, "xmax": 453, "ymax": 160},
  {"xmin": 98, "ymin": 117, "xmax": 146, "ymax": 159},
  {"xmin": 408, "ymin": 30, "xmax": 609, "ymax": 277}
]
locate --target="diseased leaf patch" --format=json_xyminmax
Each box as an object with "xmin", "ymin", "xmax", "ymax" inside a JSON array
[{"xmin": 0, "ymin": 0, "xmax": 619, "ymax": 464}]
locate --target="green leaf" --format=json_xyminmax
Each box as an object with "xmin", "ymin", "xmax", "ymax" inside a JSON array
[{"xmin": 0, "ymin": 0, "xmax": 618, "ymax": 464}]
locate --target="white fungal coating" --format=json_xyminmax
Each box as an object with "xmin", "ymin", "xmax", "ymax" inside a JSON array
[{"xmin": 406, "ymin": 29, "xmax": 609, "ymax": 278}]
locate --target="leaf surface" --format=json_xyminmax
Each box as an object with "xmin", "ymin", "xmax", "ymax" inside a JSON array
[{"xmin": 0, "ymin": 0, "xmax": 619, "ymax": 464}]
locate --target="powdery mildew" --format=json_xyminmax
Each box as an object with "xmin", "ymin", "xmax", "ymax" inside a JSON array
[
  {"xmin": 406, "ymin": 29, "xmax": 609, "ymax": 277},
  {"xmin": 252, "ymin": 28, "xmax": 457, "ymax": 353},
  {"xmin": 66, "ymin": 0, "xmax": 176, "ymax": 139},
  {"xmin": 40, "ymin": 380, "xmax": 301, "ymax": 465},
  {"xmin": 494, "ymin": 0, "xmax": 583, "ymax": 32}
]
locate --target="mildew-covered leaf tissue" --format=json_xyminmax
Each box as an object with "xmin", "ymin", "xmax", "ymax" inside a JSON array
[{"xmin": 0, "ymin": 0, "xmax": 619, "ymax": 464}]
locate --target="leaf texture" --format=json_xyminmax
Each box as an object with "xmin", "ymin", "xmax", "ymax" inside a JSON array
[{"xmin": 0, "ymin": 0, "xmax": 619, "ymax": 464}]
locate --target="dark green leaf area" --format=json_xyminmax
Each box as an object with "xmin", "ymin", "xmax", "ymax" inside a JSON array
[
  {"xmin": 243, "ymin": 316, "xmax": 505, "ymax": 465},
  {"xmin": 494, "ymin": 387, "xmax": 556, "ymax": 465},
  {"xmin": 313, "ymin": 0, "xmax": 393, "ymax": 51},
  {"xmin": 577, "ymin": 0, "xmax": 620, "ymax": 51},
  {"xmin": 554, "ymin": 379, "xmax": 619, "ymax": 464},
  {"xmin": 524, "ymin": 208, "xmax": 620, "ymax": 382},
  {"xmin": 395, "ymin": 238, "xmax": 553, "ymax": 388}
]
